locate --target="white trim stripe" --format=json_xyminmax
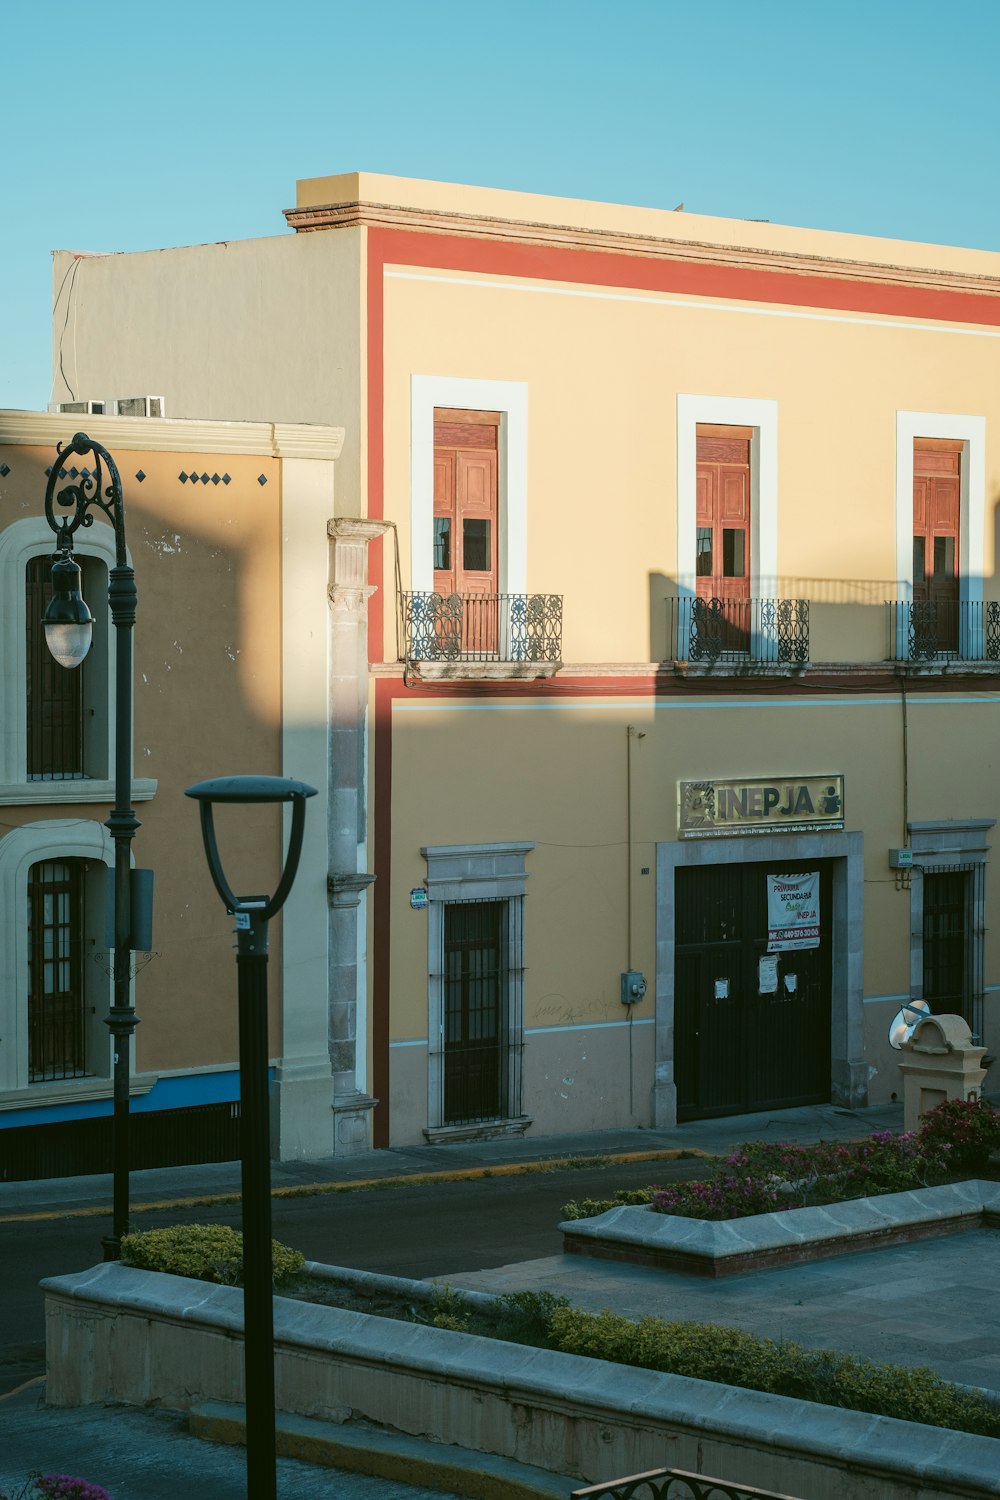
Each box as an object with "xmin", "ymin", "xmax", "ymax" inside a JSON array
[
  {"xmin": 527, "ymin": 1017, "xmax": 655, "ymax": 1036},
  {"xmin": 392, "ymin": 694, "xmax": 1000, "ymax": 713},
  {"xmin": 385, "ymin": 271, "xmax": 1000, "ymax": 340}
]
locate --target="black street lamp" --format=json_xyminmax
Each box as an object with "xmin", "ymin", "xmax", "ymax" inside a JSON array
[
  {"xmin": 43, "ymin": 433, "xmax": 143, "ymax": 1261},
  {"xmin": 184, "ymin": 774, "xmax": 316, "ymax": 1500}
]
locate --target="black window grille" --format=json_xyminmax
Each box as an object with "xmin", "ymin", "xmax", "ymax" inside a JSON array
[
  {"xmin": 922, "ymin": 863, "xmax": 985, "ymax": 1041},
  {"xmin": 437, "ymin": 897, "xmax": 523, "ymax": 1126},
  {"xmin": 26, "ymin": 557, "xmax": 85, "ymax": 779},
  {"xmin": 28, "ymin": 859, "xmax": 88, "ymax": 1082}
]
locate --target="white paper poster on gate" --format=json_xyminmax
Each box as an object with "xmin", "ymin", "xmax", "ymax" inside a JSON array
[{"xmin": 766, "ymin": 871, "xmax": 819, "ymax": 952}]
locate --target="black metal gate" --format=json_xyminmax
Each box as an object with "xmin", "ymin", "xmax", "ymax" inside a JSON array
[{"xmin": 675, "ymin": 859, "xmax": 832, "ymax": 1120}]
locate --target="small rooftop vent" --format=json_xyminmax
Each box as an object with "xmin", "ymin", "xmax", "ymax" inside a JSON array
[
  {"xmin": 113, "ymin": 396, "xmax": 165, "ymax": 418},
  {"xmin": 49, "ymin": 399, "xmax": 107, "ymax": 415}
]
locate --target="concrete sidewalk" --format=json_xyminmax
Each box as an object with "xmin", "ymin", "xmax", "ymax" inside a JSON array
[{"xmin": 0, "ymin": 1098, "xmax": 973, "ymax": 1500}]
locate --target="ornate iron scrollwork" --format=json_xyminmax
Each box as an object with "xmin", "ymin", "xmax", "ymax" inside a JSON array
[
  {"xmin": 907, "ymin": 600, "xmax": 941, "ymax": 660},
  {"xmin": 687, "ymin": 597, "xmax": 808, "ymax": 666},
  {"xmin": 572, "ymin": 1466, "xmax": 803, "ymax": 1500},
  {"xmin": 402, "ymin": 592, "xmax": 562, "ymax": 663},
  {"xmin": 772, "ymin": 597, "xmax": 809, "ymax": 665},
  {"xmin": 44, "ymin": 432, "xmax": 128, "ymax": 565},
  {"xmin": 402, "ymin": 592, "xmax": 463, "ymax": 660},
  {"xmin": 509, "ymin": 593, "xmax": 563, "ymax": 661},
  {"xmin": 689, "ymin": 597, "xmax": 728, "ymax": 661}
]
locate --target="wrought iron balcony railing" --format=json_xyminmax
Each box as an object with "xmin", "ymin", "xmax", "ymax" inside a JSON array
[
  {"xmin": 399, "ymin": 591, "xmax": 563, "ymax": 664},
  {"xmin": 667, "ymin": 596, "xmax": 809, "ymax": 666},
  {"xmin": 887, "ymin": 599, "xmax": 1000, "ymax": 662},
  {"xmin": 573, "ymin": 1466, "xmax": 804, "ymax": 1500}
]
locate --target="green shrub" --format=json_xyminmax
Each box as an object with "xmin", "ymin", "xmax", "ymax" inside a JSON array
[
  {"xmin": 546, "ymin": 1306, "xmax": 1000, "ymax": 1439},
  {"xmin": 430, "ymin": 1286, "xmax": 472, "ymax": 1332},
  {"xmin": 119, "ymin": 1224, "xmax": 304, "ymax": 1288},
  {"xmin": 491, "ymin": 1290, "xmax": 570, "ymax": 1347},
  {"xmin": 562, "ymin": 1187, "xmax": 656, "ymax": 1220}
]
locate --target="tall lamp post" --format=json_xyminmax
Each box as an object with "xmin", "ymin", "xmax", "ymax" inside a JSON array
[
  {"xmin": 42, "ymin": 432, "xmax": 143, "ymax": 1261},
  {"xmin": 184, "ymin": 774, "xmax": 316, "ymax": 1500}
]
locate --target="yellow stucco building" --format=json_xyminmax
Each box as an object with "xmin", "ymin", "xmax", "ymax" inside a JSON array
[{"xmin": 5, "ymin": 172, "xmax": 1000, "ymax": 1167}]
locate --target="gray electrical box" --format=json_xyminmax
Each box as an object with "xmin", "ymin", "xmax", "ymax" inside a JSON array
[
  {"xmin": 888, "ymin": 848, "xmax": 913, "ymax": 869},
  {"xmin": 620, "ymin": 970, "xmax": 647, "ymax": 1005},
  {"xmin": 104, "ymin": 867, "xmax": 155, "ymax": 951}
]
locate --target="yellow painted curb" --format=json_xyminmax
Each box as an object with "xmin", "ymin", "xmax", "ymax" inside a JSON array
[
  {"xmin": 0, "ymin": 1148, "xmax": 708, "ymax": 1225},
  {"xmin": 0, "ymin": 1374, "xmax": 45, "ymax": 1402}
]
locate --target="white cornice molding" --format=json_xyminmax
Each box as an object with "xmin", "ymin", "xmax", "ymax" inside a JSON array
[
  {"xmin": 271, "ymin": 423, "xmax": 345, "ymax": 460},
  {"xmin": 0, "ymin": 411, "xmax": 344, "ymax": 461}
]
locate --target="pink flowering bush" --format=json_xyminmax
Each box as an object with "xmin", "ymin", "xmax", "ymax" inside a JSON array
[
  {"xmin": 1, "ymin": 1479, "xmax": 111, "ymax": 1500},
  {"xmin": 649, "ymin": 1129, "xmax": 936, "ymax": 1219},
  {"xmin": 917, "ymin": 1096, "xmax": 1000, "ymax": 1172},
  {"xmin": 562, "ymin": 1099, "xmax": 1000, "ymax": 1223}
]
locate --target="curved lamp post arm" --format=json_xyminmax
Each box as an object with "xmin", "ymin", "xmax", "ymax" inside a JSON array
[
  {"xmin": 44, "ymin": 432, "xmax": 128, "ymax": 565},
  {"xmin": 184, "ymin": 775, "xmax": 317, "ymax": 921}
]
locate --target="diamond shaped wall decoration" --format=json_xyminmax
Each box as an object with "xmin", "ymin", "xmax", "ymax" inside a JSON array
[
  {"xmin": 258, "ymin": 474, "xmax": 268, "ymax": 486},
  {"xmin": 0, "ymin": 464, "xmax": 9, "ymax": 478},
  {"xmin": 135, "ymin": 470, "xmax": 146, "ymax": 483}
]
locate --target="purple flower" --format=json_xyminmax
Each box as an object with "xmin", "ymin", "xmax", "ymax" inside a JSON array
[{"xmin": 34, "ymin": 1477, "xmax": 113, "ymax": 1500}]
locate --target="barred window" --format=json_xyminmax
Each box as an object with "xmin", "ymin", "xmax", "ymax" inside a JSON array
[
  {"xmin": 28, "ymin": 858, "xmax": 88, "ymax": 1081},
  {"xmin": 922, "ymin": 863, "xmax": 984, "ymax": 1039}
]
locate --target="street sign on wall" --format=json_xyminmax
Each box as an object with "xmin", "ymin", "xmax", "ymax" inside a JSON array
[{"xmin": 679, "ymin": 774, "xmax": 844, "ymax": 838}]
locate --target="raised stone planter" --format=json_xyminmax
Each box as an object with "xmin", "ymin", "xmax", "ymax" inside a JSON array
[
  {"xmin": 561, "ymin": 1179, "xmax": 1000, "ymax": 1276},
  {"xmin": 42, "ymin": 1261, "xmax": 1000, "ymax": 1500}
]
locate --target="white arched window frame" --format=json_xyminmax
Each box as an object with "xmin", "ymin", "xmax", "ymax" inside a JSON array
[
  {"xmin": 0, "ymin": 818, "xmax": 116, "ymax": 1096},
  {"xmin": 0, "ymin": 517, "xmax": 156, "ymax": 804}
]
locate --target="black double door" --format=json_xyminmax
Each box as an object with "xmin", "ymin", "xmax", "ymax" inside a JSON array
[{"xmin": 675, "ymin": 858, "xmax": 832, "ymax": 1120}]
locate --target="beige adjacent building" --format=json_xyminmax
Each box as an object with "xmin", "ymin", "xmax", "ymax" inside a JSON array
[
  {"xmin": 0, "ymin": 412, "xmax": 366, "ymax": 1174},
  {"xmin": 8, "ymin": 171, "xmax": 1000, "ymax": 1164}
]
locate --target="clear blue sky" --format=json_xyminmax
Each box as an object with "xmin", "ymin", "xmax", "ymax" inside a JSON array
[{"xmin": 2, "ymin": 0, "xmax": 998, "ymax": 411}]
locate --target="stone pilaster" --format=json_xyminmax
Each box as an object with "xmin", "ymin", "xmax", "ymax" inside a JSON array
[{"xmin": 326, "ymin": 519, "xmax": 390, "ymax": 1154}]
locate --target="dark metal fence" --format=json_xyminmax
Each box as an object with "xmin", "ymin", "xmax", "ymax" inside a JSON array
[
  {"xmin": 0, "ymin": 1100, "xmax": 242, "ymax": 1182},
  {"xmin": 399, "ymin": 591, "xmax": 562, "ymax": 663},
  {"xmin": 667, "ymin": 597, "xmax": 809, "ymax": 666},
  {"xmin": 572, "ymin": 1467, "xmax": 803, "ymax": 1500},
  {"xmin": 886, "ymin": 598, "xmax": 1000, "ymax": 662}
]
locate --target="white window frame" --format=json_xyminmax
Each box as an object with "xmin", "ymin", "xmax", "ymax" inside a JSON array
[
  {"xmin": 0, "ymin": 818, "xmax": 115, "ymax": 1096},
  {"xmin": 895, "ymin": 410, "xmax": 986, "ymax": 602},
  {"xmin": 676, "ymin": 394, "xmax": 779, "ymax": 599},
  {"xmin": 410, "ymin": 376, "xmax": 528, "ymax": 596},
  {"xmin": 421, "ymin": 840, "xmax": 533, "ymax": 1132},
  {"xmin": 0, "ymin": 518, "xmax": 156, "ymax": 804}
]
